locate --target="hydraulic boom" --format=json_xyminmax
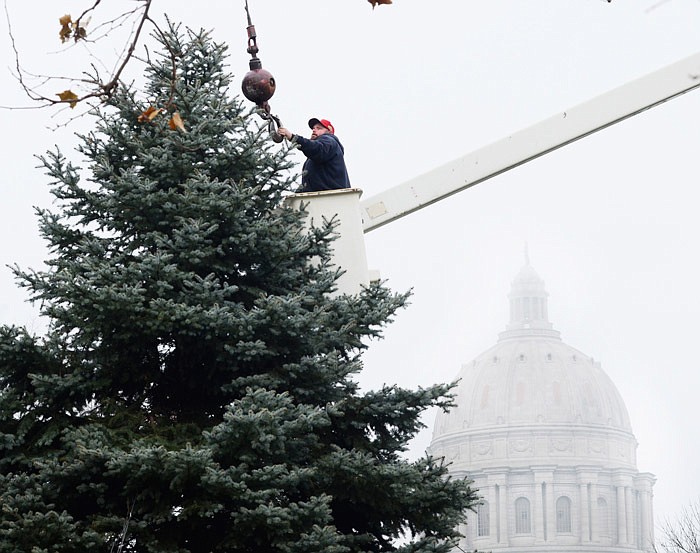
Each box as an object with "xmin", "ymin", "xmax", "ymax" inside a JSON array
[{"xmin": 360, "ymin": 50, "xmax": 700, "ymax": 233}]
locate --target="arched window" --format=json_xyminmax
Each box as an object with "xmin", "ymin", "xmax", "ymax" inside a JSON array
[
  {"xmin": 597, "ymin": 497, "xmax": 609, "ymax": 539},
  {"xmin": 515, "ymin": 497, "xmax": 531, "ymax": 534},
  {"xmin": 556, "ymin": 496, "xmax": 572, "ymax": 533},
  {"xmin": 477, "ymin": 501, "xmax": 490, "ymax": 537}
]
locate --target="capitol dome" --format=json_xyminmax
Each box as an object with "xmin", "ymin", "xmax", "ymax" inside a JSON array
[{"xmin": 429, "ymin": 259, "xmax": 655, "ymax": 553}]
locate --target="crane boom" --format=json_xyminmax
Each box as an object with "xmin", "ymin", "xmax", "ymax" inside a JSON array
[{"xmin": 360, "ymin": 51, "xmax": 700, "ymax": 233}]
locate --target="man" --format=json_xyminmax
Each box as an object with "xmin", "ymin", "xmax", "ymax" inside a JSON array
[{"xmin": 278, "ymin": 118, "xmax": 351, "ymax": 192}]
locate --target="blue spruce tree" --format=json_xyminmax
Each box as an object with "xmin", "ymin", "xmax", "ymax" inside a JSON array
[{"xmin": 0, "ymin": 26, "xmax": 477, "ymax": 553}]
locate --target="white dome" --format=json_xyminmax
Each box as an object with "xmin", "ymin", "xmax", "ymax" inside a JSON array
[
  {"xmin": 428, "ymin": 260, "xmax": 655, "ymax": 553},
  {"xmin": 432, "ymin": 336, "xmax": 636, "ymax": 470}
]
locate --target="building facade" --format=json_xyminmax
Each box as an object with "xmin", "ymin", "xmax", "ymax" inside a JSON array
[{"xmin": 429, "ymin": 261, "xmax": 655, "ymax": 553}]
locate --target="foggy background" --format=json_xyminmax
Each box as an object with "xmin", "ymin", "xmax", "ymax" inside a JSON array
[{"xmin": 1, "ymin": 0, "xmax": 698, "ymax": 533}]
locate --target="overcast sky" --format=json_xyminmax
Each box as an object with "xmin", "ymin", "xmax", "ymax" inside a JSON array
[{"xmin": 1, "ymin": 0, "xmax": 699, "ymax": 533}]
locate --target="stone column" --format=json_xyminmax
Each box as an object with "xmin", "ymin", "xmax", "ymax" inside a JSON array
[
  {"xmin": 641, "ymin": 485, "xmax": 655, "ymax": 551},
  {"xmin": 580, "ymin": 483, "xmax": 590, "ymax": 543},
  {"xmin": 625, "ymin": 486, "xmax": 634, "ymax": 546},
  {"xmin": 639, "ymin": 492, "xmax": 649, "ymax": 551},
  {"xmin": 590, "ymin": 482, "xmax": 599, "ymax": 543},
  {"xmin": 488, "ymin": 484, "xmax": 499, "ymax": 545},
  {"xmin": 545, "ymin": 478, "xmax": 556, "ymax": 542},
  {"xmin": 499, "ymin": 479, "xmax": 509, "ymax": 545},
  {"xmin": 577, "ymin": 470, "xmax": 597, "ymax": 543},
  {"xmin": 616, "ymin": 485, "xmax": 627, "ymax": 544},
  {"xmin": 486, "ymin": 470, "xmax": 509, "ymax": 547},
  {"xmin": 534, "ymin": 479, "xmax": 544, "ymax": 543},
  {"xmin": 534, "ymin": 468, "xmax": 556, "ymax": 543}
]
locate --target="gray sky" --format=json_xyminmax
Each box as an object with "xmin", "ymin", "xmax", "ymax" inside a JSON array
[{"xmin": 1, "ymin": 0, "xmax": 699, "ymax": 532}]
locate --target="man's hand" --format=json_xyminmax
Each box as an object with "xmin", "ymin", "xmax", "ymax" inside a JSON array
[{"xmin": 278, "ymin": 127, "xmax": 293, "ymax": 140}]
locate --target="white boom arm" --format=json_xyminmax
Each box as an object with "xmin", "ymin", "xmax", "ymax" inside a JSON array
[{"xmin": 360, "ymin": 51, "xmax": 700, "ymax": 233}]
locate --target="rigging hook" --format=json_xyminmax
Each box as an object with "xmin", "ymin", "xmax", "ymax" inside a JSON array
[{"xmin": 241, "ymin": 0, "xmax": 283, "ymax": 143}]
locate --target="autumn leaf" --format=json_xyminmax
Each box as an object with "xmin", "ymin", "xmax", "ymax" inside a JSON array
[
  {"xmin": 168, "ymin": 112, "xmax": 186, "ymax": 132},
  {"xmin": 73, "ymin": 15, "xmax": 90, "ymax": 41},
  {"xmin": 137, "ymin": 106, "xmax": 163, "ymax": 123},
  {"xmin": 59, "ymin": 13, "xmax": 88, "ymax": 43},
  {"xmin": 59, "ymin": 14, "xmax": 72, "ymax": 43},
  {"xmin": 368, "ymin": 0, "xmax": 392, "ymax": 7},
  {"xmin": 74, "ymin": 23, "xmax": 87, "ymax": 41},
  {"xmin": 57, "ymin": 89, "xmax": 79, "ymax": 108}
]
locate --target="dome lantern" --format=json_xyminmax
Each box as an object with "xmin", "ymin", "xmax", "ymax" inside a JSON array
[{"xmin": 500, "ymin": 254, "xmax": 560, "ymax": 341}]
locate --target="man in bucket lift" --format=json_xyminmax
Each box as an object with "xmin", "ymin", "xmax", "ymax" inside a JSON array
[{"xmin": 278, "ymin": 118, "xmax": 351, "ymax": 192}]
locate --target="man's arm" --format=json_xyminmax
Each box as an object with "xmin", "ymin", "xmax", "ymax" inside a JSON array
[
  {"xmin": 296, "ymin": 134, "xmax": 337, "ymax": 161},
  {"xmin": 278, "ymin": 129, "xmax": 338, "ymax": 161}
]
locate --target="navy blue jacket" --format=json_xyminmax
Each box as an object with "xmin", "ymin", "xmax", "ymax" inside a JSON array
[{"xmin": 294, "ymin": 133, "xmax": 351, "ymax": 192}]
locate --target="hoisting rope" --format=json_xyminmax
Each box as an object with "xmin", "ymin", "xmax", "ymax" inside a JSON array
[{"xmin": 242, "ymin": 0, "xmax": 284, "ymax": 143}]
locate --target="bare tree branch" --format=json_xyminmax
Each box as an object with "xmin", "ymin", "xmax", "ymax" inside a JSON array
[
  {"xmin": 3, "ymin": 0, "xmax": 155, "ymax": 110},
  {"xmin": 3, "ymin": 0, "xmax": 392, "ymax": 113},
  {"xmin": 102, "ymin": 0, "xmax": 152, "ymax": 99},
  {"xmin": 4, "ymin": 1, "xmax": 52, "ymax": 107},
  {"xmin": 657, "ymin": 500, "xmax": 700, "ymax": 553}
]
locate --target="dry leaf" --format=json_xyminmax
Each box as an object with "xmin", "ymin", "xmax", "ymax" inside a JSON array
[
  {"xmin": 368, "ymin": 0, "xmax": 392, "ymax": 7},
  {"xmin": 168, "ymin": 112, "xmax": 186, "ymax": 132},
  {"xmin": 73, "ymin": 15, "xmax": 89, "ymax": 41},
  {"xmin": 59, "ymin": 13, "xmax": 88, "ymax": 43},
  {"xmin": 59, "ymin": 14, "xmax": 72, "ymax": 43},
  {"xmin": 74, "ymin": 24, "xmax": 87, "ymax": 40},
  {"xmin": 57, "ymin": 89, "xmax": 79, "ymax": 108},
  {"xmin": 138, "ymin": 106, "xmax": 163, "ymax": 123}
]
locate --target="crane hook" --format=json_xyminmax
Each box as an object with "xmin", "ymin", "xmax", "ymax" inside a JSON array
[{"xmin": 241, "ymin": 0, "xmax": 283, "ymax": 143}]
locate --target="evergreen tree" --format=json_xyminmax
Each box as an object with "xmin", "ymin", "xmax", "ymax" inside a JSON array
[{"xmin": 0, "ymin": 26, "xmax": 477, "ymax": 553}]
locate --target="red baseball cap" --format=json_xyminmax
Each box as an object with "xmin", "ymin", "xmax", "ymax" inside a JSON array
[{"xmin": 308, "ymin": 117, "xmax": 335, "ymax": 134}]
